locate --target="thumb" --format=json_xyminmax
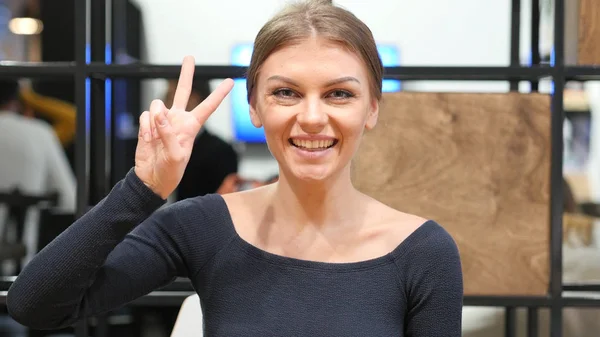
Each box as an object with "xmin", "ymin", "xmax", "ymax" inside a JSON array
[{"xmin": 154, "ymin": 110, "xmax": 185, "ymax": 162}]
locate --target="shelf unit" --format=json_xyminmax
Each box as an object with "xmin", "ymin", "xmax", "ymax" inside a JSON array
[{"xmin": 2, "ymin": 0, "xmax": 600, "ymax": 336}]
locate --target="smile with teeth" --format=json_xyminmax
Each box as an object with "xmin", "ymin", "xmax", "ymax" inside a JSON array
[{"xmin": 289, "ymin": 138, "xmax": 338, "ymax": 151}]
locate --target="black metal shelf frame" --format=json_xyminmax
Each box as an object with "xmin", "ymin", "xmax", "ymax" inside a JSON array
[
  {"xmin": 3, "ymin": 62, "xmax": 600, "ymax": 81},
  {"xmin": 1, "ymin": 0, "xmax": 600, "ymax": 336}
]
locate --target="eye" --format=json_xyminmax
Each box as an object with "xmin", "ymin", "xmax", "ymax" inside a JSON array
[
  {"xmin": 272, "ymin": 88, "xmax": 298, "ymax": 99},
  {"xmin": 327, "ymin": 90, "xmax": 354, "ymax": 99}
]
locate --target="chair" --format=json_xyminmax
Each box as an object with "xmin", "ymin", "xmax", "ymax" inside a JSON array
[
  {"xmin": 0, "ymin": 189, "xmax": 57, "ymax": 275},
  {"xmin": 170, "ymin": 294, "xmax": 203, "ymax": 337}
]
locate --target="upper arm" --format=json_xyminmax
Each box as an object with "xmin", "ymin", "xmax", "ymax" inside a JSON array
[{"xmin": 401, "ymin": 227, "xmax": 463, "ymax": 336}]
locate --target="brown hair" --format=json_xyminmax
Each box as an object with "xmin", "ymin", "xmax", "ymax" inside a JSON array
[{"xmin": 246, "ymin": 0, "xmax": 383, "ymax": 102}]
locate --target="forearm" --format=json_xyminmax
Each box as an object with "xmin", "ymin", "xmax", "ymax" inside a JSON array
[{"xmin": 7, "ymin": 169, "xmax": 166, "ymax": 329}]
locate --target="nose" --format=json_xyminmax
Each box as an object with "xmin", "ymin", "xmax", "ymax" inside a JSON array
[{"xmin": 296, "ymin": 97, "xmax": 328, "ymax": 133}]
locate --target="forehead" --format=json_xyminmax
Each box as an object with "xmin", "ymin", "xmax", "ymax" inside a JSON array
[{"xmin": 259, "ymin": 38, "xmax": 369, "ymax": 83}]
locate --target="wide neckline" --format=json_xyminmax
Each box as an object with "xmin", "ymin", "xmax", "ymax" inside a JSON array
[{"xmin": 212, "ymin": 193, "xmax": 439, "ymax": 272}]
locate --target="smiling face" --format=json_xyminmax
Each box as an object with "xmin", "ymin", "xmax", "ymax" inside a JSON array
[{"xmin": 249, "ymin": 37, "xmax": 379, "ymax": 183}]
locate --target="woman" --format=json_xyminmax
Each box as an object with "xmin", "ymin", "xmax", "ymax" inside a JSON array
[{"xmin": 7, "ymin": 0, "xmax": 463, "ymax": 335}]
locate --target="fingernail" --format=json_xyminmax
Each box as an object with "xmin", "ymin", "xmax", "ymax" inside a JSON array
[{"xmin": 143, "ymin": 132, "xmax": 151, "ymax": 142}]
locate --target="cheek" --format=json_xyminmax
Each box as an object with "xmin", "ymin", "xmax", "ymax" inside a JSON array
[
  {"xmin": 337, "ymin": 109, "xmax": 371, "ymax": 135},
  {"xmin": 258, "ymin": 106, "xmax": 291, "ymax": 140}
]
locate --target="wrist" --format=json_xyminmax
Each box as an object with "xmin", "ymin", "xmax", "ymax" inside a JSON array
[
  {"xmin": 133, "ymin": 167, "xmax": 169, "ymax": 200},
  {"xmin": 122, "ymin": 168, "xmax": 167, "ymax": 214}
]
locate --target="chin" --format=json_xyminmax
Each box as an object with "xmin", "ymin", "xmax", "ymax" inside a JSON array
[
  {"xmin": 292, "ymin": 169, "xmax": 331, "ymax": 183},
  {"xmin": 287, "ymin": 162, "xmax": 351, "ymax": 185}
]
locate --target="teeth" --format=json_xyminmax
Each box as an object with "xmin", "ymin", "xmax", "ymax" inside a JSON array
[{"xmin": 292, "ymin": 139, "xmax": 334, "ymax": 149}]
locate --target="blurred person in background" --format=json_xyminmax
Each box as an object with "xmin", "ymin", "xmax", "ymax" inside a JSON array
[
  {"xmin": 20, "ymin": 82, "xmax": 77, "ymax": 151},
  {"xmin": 0, "ymin": 79, "xmax": 76, "ymax": 274}
]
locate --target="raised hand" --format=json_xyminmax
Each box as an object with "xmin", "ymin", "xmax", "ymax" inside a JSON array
[{"xmin": 134, "ymin": 56, "xmax": 234, "ymax": 199}]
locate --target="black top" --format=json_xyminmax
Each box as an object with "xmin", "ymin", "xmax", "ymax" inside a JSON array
[
  {"xmin": 7, "ymin": 169, "xmax": 463, "ymax": 336},
  {"xmin": 176, "ymin": 129, "xmax": 238, "ymax": 200}
]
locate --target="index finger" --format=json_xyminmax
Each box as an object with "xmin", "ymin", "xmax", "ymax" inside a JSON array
[
  {"xmin": 191, "ymin": 78, "xmax": 235, "ymax": 124},
  {"xmin": 171, "ymin": 55, "xmax": 196, "ymax": 111}
]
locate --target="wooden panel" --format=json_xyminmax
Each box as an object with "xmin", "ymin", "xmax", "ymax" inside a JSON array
[
  {"xmin": 578, "ymin": 0, "xmax": 600, "ymax": 64},
  {"xmin": 351, "ymin": 92, "xmax": 552, "ymax": 296}
]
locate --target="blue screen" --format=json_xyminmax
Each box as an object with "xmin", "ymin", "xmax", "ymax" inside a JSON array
[{"xmin": 230, "ymin": 44, "xmax": 400, "ymax": 143}]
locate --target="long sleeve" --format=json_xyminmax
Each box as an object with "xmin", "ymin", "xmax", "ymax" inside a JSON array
[
  {"xmin": 6, "ymin": 169, "xmax": 183, "ymax": 330},
  {"xmin": 398, "ymin": 223, "xmax": 464, "ymax": 336}
]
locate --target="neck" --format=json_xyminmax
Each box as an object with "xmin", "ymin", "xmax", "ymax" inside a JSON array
[{"xmin": 269, "ymin": 166, "xmax": 364, "ymax": 230}]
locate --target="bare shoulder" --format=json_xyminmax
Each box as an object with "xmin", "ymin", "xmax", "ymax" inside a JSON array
[
  {"xmin": 219, "ymin": 185, "xmax": 272, "ymax": 237},
  {"xmin": 363, "ymin": 197, "xmax": 459, "ymax": 262},
  {"xmin": 366, "ymin": 194, "xmax": 427, "ymax": 231},
  {"xmin": 220, "ymin": 185, "xmax": 271, "ymax": 213},
  {"xmin": 361, "ymin": 194, "xmax": 430, "ymax": 251}
]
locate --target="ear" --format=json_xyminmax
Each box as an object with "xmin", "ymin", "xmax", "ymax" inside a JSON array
[
  {"xmin": 364, "ymin": 97, "xmax": 379, "ymax": 130},
  {"xmin": 249, "ymin": 94, "xmax": 263, "ymax": 128}
]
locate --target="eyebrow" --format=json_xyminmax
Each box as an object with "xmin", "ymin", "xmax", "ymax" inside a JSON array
[{"xmin": 266, "ymin": 75, "xmax": 360, "ymax": 87}]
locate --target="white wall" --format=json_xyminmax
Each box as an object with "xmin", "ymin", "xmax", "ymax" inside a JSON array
[
  {"xmin": 336, "ymin": 0, "xmax": 510, "ymax": 93},
  {"xmin": 131, "ymin": 0, "xmax": 563, "ymax": 181}
]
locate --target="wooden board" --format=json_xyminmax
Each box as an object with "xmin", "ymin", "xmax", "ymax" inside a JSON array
[
  {"xmin": 578, "ymin": 0, "xmax": 600, "ymax": 64},
  {"xmin": 351, "ymin": 92, "xmax": 552, "ymax": 296}
]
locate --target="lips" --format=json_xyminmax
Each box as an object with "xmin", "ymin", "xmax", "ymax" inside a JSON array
[{"xmin": 289, "ymin": 138, "xmax": 338, "ymax": 151}]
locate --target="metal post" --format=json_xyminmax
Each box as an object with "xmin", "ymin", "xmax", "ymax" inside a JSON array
[
  {"xmin": 505, "ymin": 307, "xmax": 517, "ymax": 337},
  {"xmin": 74, "ymin": 0, "xmax": 89, "ymax": 220},
  {"xmin": 531, "ymin": 0, "xmax": 541, "ymax": 90},
  {"xmin": 527, "ymin": 307, "xmax": 539, "ymax": 337},
  {"xmin": 549, "ymin": 0, "xmax": 565, "ymax": 335},
  {"xmin": 74, "ymin": 0, "xmax": 90, "ymax": 335},
  {"xmin": 90, "ymin": 0, "xmax": 109, "ymax": 204},
  {"xmin": 510, "ymin": 0, "xmax": 521, "ymax": 91}
]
